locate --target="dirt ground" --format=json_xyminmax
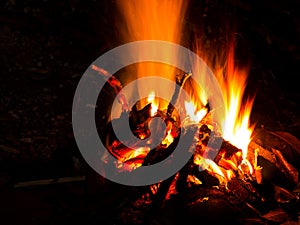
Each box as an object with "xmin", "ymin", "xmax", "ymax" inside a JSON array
[{"xmin": 0, "ymin": 0, "xmax": 299, "ymax": 225}]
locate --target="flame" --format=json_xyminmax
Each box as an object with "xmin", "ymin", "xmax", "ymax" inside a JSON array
[
  {"xmin": 113, "ymin": 0, "xmax": 257, "ymax": 180},
  {"xmin": 214, "ymin": 46, "xmax": 255, "ymax": 159},
  {"xmin": 116, "ymin": 0, "xmax": 188, "ymax": 109},
  {"xmin": 184, "ymin": 100, "xmax": 208, "ymax": 124},
  {"xmin": 147, "ymin": 91, "xmax": 159, "ymax": 116},
  {"xmin": 161, "ymin": 129, "xmax": 174, "ymax": 147},
  {"xmin": 193, "ymin": 39, "xmax": 256, "ymax": 161},
  {"xmin": 161, "ymin": 120, "xmax": 176, "ymax": 148}
]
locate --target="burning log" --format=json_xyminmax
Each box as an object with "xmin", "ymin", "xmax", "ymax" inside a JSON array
[
  {"xmin": 196, "ymin": 124, "xmax": 243, "ymax": 167},
  {"xmin": 95, "ymin": 65, "xmax": 300, "ymax": 225}
]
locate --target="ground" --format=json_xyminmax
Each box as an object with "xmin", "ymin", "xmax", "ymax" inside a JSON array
[{"xmin": 0, "ymin": 0, "xmax": 299, "ymax": 225}]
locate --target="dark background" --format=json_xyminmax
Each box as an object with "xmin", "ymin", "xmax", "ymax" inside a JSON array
[{"xmin": 0, "ymin": 0, "xmax": 299, "ymax": 224}]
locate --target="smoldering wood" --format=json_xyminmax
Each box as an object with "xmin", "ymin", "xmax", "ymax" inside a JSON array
[
  {"xmin": 272, "ymin": 148, "xmax": 299, "ymax": 185},
  {"xmin": 129, "ymin": 103, "xmax": 152, "ymax": 128},
  {"xmin": 252, "ymin": 128, "xmax": 300, "ymax": 172},
  {"xmin": 245, "ymin": 129, "xmax": 300, "ymax": 189},
  {"xmin": 92, "ymin": 65, "xmax": 130, "ymax": 112}
]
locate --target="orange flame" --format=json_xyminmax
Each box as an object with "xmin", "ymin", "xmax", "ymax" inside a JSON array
[
  {"xmin": 116, "ymin": 0, "xmax": 188, "ymax": 109},
  {"xmin": 214, "ymin": 45, "xmax": 255, "ymax": 159},
  {"xmin": 191, "ymin": 39, "xmax": 256, "ymax": 180},
  {"xmin": 115, "ymin": 146, "xmax": 151, "ymax": 171},
  {"xmin": 193, "ymin": 40, "xmax": 256, "ymax": 162},
  {"xmin": 114, "ymin": 0, "xmax": 257, "ymax": 179}
]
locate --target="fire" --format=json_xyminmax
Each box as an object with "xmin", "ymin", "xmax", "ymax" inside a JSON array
[
  {"xmin": 184, "ymin": 100, "xmax": 208, "ymax": 124},
  {"xmin": 116, "ymin": 0, "xmax": 188, "ymax": 110},
  {"xmin": 115, "ymin": 146, "xmax": 151, "ymax": 171},
  {"xmin": 188, "ymin": 40, "xmax": 256, "ymax": 180},
  {"xmin": 192, "ymin": 40, "xmax": 256, "ymax": 166},
  {"xmin": 213, "ymin": 46, "xmax": 255, "ymax": 159},
  {"xmin": 147, "ymin": 91, "xmax": 159, "ymax": 116},
  {"xmin": 161, "ymin": 129, "xmax": 174, "ymax": 147},
  {"xmin": 113, "ymin": 0, "xmax": 257, "ymax": 181}
]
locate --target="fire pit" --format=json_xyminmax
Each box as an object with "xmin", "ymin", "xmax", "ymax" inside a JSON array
[{"xmin": 93, "ymin": 70, "xmax": 300, "ymax": 225}]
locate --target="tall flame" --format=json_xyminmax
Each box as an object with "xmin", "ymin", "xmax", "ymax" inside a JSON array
[
  {"xmin": 213, "ymin": 45, "xmax": 255, "ymax": 158},
  {"xmin": 116, "ymin": 0, "xmax": 188, "ymax": 109},
  {"xmin": 192, "ymin": 39, "xmax": 256, "ymax": 177}
]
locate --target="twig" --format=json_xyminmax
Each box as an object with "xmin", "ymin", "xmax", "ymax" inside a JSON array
[{"xmin": 14, "ymin": 176, "xmax": 86, "ymax": 188}]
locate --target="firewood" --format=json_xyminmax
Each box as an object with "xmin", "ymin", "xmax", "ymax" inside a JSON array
[
  {"xmin": 248, "ymin": 140, "xmax": 276, "ymax": 165},
  {"xmin": 197, "ymin": 125, "xmax": 242, "ymax": 163},
  {"xmin": 226, "ymin": 177, "xmax": 267, "ymax": 215},
  {"xmin": 271, "ymin": 148, "xmax": 299, "ymax": 185},
  {"xmin": 251, "ymin": 128, "xmax": 300, "ymax": 172},
  {"xmin": 255, "ymin": 166, "xmax": 263, "ymax": 184},
  {"xmin": 249, "ymin": 140, "xmax": 298, "ymax": 188},
  {"xmin": 129, "ymin": 103, "xmax": 152, "ymax": 128}
]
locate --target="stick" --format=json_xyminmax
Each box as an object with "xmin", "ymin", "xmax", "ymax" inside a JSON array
[
  {"xmin": 166, "ymin": 73, "xmax": 191, "ymax": 117},
  {"xmin": 14, "ymin": 176, "xmax": 86, "ymax": 188},
  {"xmin": 92, "ymin": 65, "xmax": 129, "ymax": 112}
]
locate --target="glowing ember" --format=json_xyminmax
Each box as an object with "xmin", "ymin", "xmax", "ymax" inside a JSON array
[
  {"xmin": 187, "ymin": 175, "xmax": 202, "ymax": 185},
  {"xmin": 113, "ymin": 146, "xmax": 151, "ymax": 171}
]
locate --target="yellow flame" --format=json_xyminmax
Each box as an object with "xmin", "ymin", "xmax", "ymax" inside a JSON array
[
  {"xmin": 194, "ymin": 154, "xmax": 229, "ymax": 184},
  {"xmin": 184, "ymin": 100, "xmax": 208, "ymax": 123},
  {"xmin": 147, "ymin": 91, "xmax": 159, "ymax": 116},
  {"xmin": 215, "ymin": 46, "xmax": 255, "ymax": 159},
  {"xmin": 187, "ymin": 175, "xmax": 202, "ymax": 185},
  {"xmin": 161, "ymin": 129, "xmax": 174, "ymax": 147},
  {"xmin": 193, "ymin": 40, "xmax": 256, "ymax": 162}
]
